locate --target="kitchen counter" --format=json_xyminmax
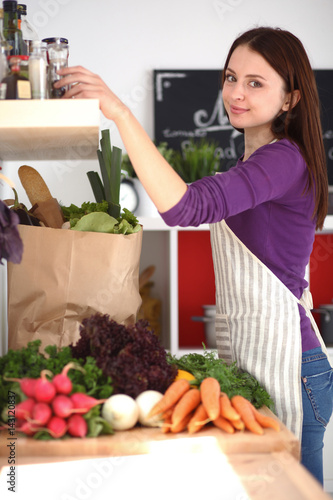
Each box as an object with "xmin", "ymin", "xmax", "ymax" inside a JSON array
[
  {"xmin": 0, "ymin": 407, "xmax": 298, "ymax": 464},
  {"xmin": 0, "ymin": 407, "xmax": 331, "ymax": 500}
]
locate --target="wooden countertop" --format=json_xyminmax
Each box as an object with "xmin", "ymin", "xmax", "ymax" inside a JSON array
[
  {"xmin": 0, "ymin": 407, "xmax": 299, "ymax": 464},
  {"xmin": 1, "ymin": 407, "xmax": 331, "ymax": 500}
]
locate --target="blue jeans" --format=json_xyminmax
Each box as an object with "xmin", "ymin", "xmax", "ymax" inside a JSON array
[{"xmin": 301, "ymin": 346, "xmax": 333, "ymax": 485}]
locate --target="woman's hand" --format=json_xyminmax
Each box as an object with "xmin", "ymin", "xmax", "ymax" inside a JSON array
[{"xmin": 54, "ymin": 66, "xmax": 128, "ymax": 123}]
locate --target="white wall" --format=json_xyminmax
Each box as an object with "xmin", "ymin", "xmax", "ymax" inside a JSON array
[
  {"xmin": 1, "ymin": 0, "xmax": 333, "ymax": 354},
  {"xmin": 1, "ymin": 0, "xmax": 333, "ymax": 206}
]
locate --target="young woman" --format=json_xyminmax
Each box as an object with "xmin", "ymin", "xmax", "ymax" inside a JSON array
[{"xmin": 56, "ymin": 27, "xmax": 333, "ymax": 484}]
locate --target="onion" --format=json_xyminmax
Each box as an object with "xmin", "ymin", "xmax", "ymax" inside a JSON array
[
  {"xmin": 101, "ymin": 394, "xmax": 139, "ymax": 431},
  {"xmin": 135, "ymin": 390, "xmax": 164, "ymax": 427}
]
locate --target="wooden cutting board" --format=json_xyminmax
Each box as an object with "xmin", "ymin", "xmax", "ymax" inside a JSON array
[{"xmin": 0, "ymin": 407, "xmax": 300, "ymax": 466}]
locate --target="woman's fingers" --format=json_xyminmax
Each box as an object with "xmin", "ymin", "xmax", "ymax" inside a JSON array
[
  {"xmin": 53, "ymin": 66, "xmax": 127, "ymax": 121},
  {"xmin": 54, "ymin": 67, "xmax": 102, "ymax": 89}
]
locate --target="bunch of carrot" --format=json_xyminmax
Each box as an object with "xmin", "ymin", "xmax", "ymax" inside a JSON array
[{"xmin": 147, "ymin": 377, "xmax": 280, "ymax": 435}]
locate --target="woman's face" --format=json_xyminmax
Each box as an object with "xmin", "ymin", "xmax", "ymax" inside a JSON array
[{"xmin": 222, "ymin": 45, "xmax": 290, "ymax": 137}]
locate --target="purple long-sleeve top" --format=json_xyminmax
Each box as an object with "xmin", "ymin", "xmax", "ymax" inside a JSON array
[{"xmin": 160, "ymin": 138, "xmax": 320, "ymax": 352}]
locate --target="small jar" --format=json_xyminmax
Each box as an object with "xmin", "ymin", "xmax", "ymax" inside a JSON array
[{"xmin": 29, "ymin": 40, "xmax": 47, "ymax": 99}]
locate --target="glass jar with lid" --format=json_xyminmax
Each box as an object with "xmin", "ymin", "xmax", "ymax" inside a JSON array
[{"xmin": 47, "ymin": 40, "xmax": 69, "ymax": 98}]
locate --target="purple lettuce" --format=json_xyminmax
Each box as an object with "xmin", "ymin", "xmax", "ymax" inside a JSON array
[{"xmin": 0, "ymin": 200, "xmax": 23, "ymax": 265}]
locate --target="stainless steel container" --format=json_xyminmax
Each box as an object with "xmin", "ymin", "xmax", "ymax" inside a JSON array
[
  {"xmin": 312, "ymin": 304, "xmax": 333, "ymax": 345},
  {"xmin": 191, "ymin": 305, "xmax": 216, "ymax": 348}
]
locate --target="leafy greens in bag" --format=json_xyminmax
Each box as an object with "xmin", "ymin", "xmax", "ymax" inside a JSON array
[{"xmin": 61, "ymin": 202, "xmax": 141, "ymax": 234}]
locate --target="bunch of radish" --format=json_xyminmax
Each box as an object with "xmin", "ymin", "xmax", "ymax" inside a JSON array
[{"xmin": 3, "ymin": 363, "xmax": 107, "ymax": 439}]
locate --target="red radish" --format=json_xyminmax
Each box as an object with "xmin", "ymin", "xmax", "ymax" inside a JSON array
[
  {"xmin": 70, "ymin": 393, "xmax": 107, "ymax": 413},
  {"xmin": 16, "ymin": 420, "xmax": 41, "ymax": 436},
  {"xmin": 34, "ymin": 370, "xmax": 56, "ymax": 403},
  {"xmin": 52, "ymin": 373, "xmax": 72, "ymax": 395},
  {"xmin": 31, "ymin": 402, "xmax": 52, "ymax": 426},
  {"xmin": 15, "ymin": 398, "xmax": 36, "ymax": 420},
  {"xmin": 67, "ymin": 414, "xmax": 88, "ymax": 438},
  {"xmin": 52, "ymin": 362, "xmax": 85, "ymax": 395},
  {"xmin": 15, "ymin": 418, "xmax": 25, "ymax": 428},
  {"xmin": 47, "ymin": 416, "xmax": 67, "ymax": 439},
  {"xmin": 52, "ymin": 395, "xmax": 74, "ymax": 418},
  {"xmin": 3, "ymin": 376, "xmax": 37, "ymax": 398}
]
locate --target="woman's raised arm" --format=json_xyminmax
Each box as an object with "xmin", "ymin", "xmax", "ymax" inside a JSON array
[{"xmin": 55, "ymin": 66, "xmax": 188, "ymax": 213}]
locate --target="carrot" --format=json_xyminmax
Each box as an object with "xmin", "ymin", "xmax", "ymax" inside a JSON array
[
  {"xmin": 251, "ymin": 406, "xmax": 280, "ymax": 432},
  {"xmin": 161, "ymin": 414, "xmax": 172, "ymax": 433},
  {"xmin": 230, "ymin": 417, "xmax": 245, "ymax": 431},
  {"xmin": 147, "ymin": 379, "xmax": 191, "ymax": 419},
  {"xmin": 200, "ymin": 377, "xmax": 221, "ymax": 421},
  {"xmin": 171, "ymin": 388, "xmax": 201, "ymax": 427},
  {"xmin": 161, "ymin": 406, "xmax": 175, "ymax": 420},
  {"xmin": 213, "ymin": 415, "xmax": 235, "ymax": 434},
  {"xmin": 171, "ymin": 412, "xmax": 193, "ymax": 433},
  {"xmin": 187, "ymin": 403, "xmax": 209, "ymax": 434},
  {"xmin": 220, "ymin": 392, "xmax": 241, "ymax": 421},
  {"xmin": 231, "ymin": 395, "xmax": 264, "ymax": 435}
]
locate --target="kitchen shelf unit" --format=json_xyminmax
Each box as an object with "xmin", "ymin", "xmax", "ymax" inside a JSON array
[{"xmin": 0, "ymin": 99, "xmax": 100, "ymax": 161}]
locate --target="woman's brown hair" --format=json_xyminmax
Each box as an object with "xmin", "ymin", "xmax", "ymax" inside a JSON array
[{"xmin": 222, "ymin": 27, "xmax": 328, "ymax": 230}]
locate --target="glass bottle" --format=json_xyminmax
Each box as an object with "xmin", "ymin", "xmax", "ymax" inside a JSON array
[
  {"xmin": 2, "ymin": 0, "xmax": 23, "ymax": 56},
  {"xmin": 0, "ymin": 7, "xmax": 10, "ymax": 92},
  {"xmin": 1, "ymin": 55, "xmax": 31, "ymax": 99},
  {"xmin": 47, "ymin": 40, "xmax": 69, "ymax": 98},
  {"xmin": 0, "ymin": 46, "xmax": 8, "ymax": 97},
  {"xmin": 17, "ymin": 4, "xmax": 38, "ymax": 55},
  {"xmin": 0, "ymin": 7, "xmax": 10, "ymax": 51},
  {"xmin": 29, "ymin": 40, "xmax": 46, "ymax": 99}
]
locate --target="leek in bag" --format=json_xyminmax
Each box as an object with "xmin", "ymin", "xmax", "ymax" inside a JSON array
[
  {"xmin": 81, "ymin": 129, "xmax": 141, "ymax": 233},
  {"xmin": 87, "ymin": 128, "xmax": 122, "ymax": 218}
]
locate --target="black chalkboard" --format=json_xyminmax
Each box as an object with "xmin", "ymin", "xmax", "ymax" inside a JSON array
[{"xmin": 154, "ymin": 69, "xmax": 333, "ymax": 185}]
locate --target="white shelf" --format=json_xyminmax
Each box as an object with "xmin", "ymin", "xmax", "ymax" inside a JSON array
[
  {"xmin": 0, "ymin": 99, "xmax": 100, "ymax": 161},
  {"xmin": 322, "ymin": 215, "xmax": 333, "ymax": 232},
  {"xmin": 140, "ymin": 216, "xmax": 209, "ymax": 231},
  {"xmin": 140, "ymin": 215, "xmax": 333, "ymax": 233}
]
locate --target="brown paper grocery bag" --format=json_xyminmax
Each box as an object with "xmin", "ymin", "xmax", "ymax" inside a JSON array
[{"xmin": 7, "ymin": 224, "xmax": 143, "ymax": 352}]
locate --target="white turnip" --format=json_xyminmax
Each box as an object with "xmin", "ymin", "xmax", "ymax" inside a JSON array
[
  {"xmin": 135, "ymin": 390, "xmax": 164, "ymax": 427},
  {"xmin": 102, "ymin": 394, "xmax": 139, "ymax": 431}
]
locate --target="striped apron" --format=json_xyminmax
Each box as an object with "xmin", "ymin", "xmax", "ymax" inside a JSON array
[{"xmin": 210, "ymin": 219, "xmax": 329, "ymax": 440}]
